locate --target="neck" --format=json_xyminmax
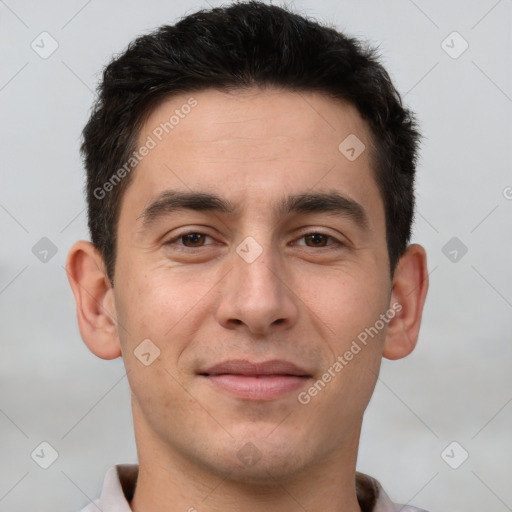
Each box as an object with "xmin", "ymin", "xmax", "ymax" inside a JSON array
[{"xmin": 129, "ymin": 402, "xmax": 363, "ymax": 512}]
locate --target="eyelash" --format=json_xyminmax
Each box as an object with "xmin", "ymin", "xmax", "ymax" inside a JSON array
[{"xmin": 164, "ymin": 231, "xmax": 344, "ymax": 250}]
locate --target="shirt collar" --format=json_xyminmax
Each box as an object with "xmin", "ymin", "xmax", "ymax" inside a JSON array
[{"xmin": 95, "ymin": 464, "xmax": 415, "ymax": 512}]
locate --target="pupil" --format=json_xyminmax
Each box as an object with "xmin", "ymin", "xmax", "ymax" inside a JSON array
[
  {"xmin": 185, "ymin": 233, "xmax": 203, "ymax": 246},
  {"xmin": 308, "ymin": 234, "xmax": 326, "ymax": 246}
]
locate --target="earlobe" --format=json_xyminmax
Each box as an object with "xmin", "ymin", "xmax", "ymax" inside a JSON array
[
  {"xmin": 382, "ymin": 244, "xmax": 429, "ymax": 360},
  {"xmin": 65, "ymin": 241, "xmax": 122, "ymax": 360}
]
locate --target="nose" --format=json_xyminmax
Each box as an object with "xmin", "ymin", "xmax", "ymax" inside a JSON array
[{"xmin": 215, "ymin": 243, "xmax": 299, "ymax": 336}]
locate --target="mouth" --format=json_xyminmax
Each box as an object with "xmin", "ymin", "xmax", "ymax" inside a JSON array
[{"xmin": 198, "ymin": 359, "xmax": 312, "ymax": 401}]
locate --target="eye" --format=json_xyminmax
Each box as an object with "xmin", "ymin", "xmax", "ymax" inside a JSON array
[
  {"xmin": 295, "ymin": 232, "xmax": 343, "ymax": 248},
  {"xmin": 165, "ymin": 232, "xmax": 214, "ymax": 248},
  {"xmin": 164, "ymin": 231, "xmax": 344, "ymax": 250}
]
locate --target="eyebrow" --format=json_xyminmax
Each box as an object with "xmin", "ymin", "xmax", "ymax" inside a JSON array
[{"xmin": 137, "ymin": 190, "xmax": 370, "ymax": 231}]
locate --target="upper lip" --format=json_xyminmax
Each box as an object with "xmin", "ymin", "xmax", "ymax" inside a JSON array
[{"xmin": 200, "ymin": 359, "xmax": 311, "ymax": 377}]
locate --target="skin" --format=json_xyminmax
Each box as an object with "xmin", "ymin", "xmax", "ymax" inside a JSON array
[{"xmin": 67, "ymin": 88, "xmax": 428, "ymax": 512}]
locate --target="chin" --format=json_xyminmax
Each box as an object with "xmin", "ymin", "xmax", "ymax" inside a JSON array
[
  {"xmin": 226, "ymin": 454, "xmax": 307, "ymax": 486},
  {"xmin": 212, "ymin": 432, "xmax": 315, "ymax": 485}
]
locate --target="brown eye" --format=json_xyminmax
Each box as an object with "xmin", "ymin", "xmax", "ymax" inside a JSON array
[
  {"xmin": 165, "ymin": 232, "xmax": 214, "ymax": 249},
  {"xmin": 294, "ymin": 232, "xmax": 344, "ymax": 250},
  {"xmin": 304, "ymin": 233, "xmax": 330, "ymax": 247},
  {"xmin": 180, "ymin": 233, "xmax": 206, "ymax": 247}
]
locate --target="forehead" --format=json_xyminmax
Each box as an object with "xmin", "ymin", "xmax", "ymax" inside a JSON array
[
  {"xmin": 120, "ymin": 87, "xmax": 383, "ymax": 233},
  {"xmin": 141, "ymin": 87, "xmax": 371, "ymax": 161}
]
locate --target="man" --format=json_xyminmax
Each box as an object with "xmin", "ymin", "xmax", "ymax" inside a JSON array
[{"xmin": 66, "ymin": 1, "xmax": 429, "ymax": 511}]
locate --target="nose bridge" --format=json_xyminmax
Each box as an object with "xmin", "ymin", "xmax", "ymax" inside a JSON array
[
  {"xmin": 231, "ymin": 210, "xmax": 281, "ymax": 290},
  {"xmin": 235, "ymin": 239, "xmax": 281, "ymax": 295},
  {"xmin": 215, "ymin": 233, "xmax": 299, "ymax": 334}
]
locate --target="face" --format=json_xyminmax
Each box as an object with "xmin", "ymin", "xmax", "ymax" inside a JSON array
[{"xmin": 112, "ymin": 88, "xmax": 393, "ymax": 481}]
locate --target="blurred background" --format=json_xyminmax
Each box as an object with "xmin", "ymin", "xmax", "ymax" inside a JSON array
[{"xmin": 1, "ymin": 1, "xmax": 511, "ymax": 510}]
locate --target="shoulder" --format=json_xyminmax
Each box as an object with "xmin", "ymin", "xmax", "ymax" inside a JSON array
[
  {"xmin": 76, "ymin": 499, "xmax": 103, "ymax": 512},
  {"xmin": 74, "ymin": 464, "xmax": 138, "ymax": 512},
  {"xmin": 356, "ymin": 472, "xmax": 430, "ymax": 512},
  {"xmin": 391, "ymin": 506, "xmax": 429, "ymax": 512}
]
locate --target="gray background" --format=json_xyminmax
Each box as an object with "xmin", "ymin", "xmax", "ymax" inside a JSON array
[{"xmin": 1, "ymin": 0, "xmax": 511, "ymax": 511}]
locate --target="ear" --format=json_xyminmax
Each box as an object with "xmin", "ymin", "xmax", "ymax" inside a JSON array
[
  {"xmin": 383, "ymin": 243, "xmax": 429, "ymax": 360},
  {"xmin": 66, "ymin": 240, "xmax": 121, "ymax": 360}
]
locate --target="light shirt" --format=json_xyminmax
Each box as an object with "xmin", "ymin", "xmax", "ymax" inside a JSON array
[{"xmin": 77, "ymin": 464, "xmax": 428, "ymax": 512}]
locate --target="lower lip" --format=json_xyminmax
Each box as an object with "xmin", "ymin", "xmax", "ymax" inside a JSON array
[{"xmin": 202, "ymin": 374, "xmax": 310, "ymax": 401}]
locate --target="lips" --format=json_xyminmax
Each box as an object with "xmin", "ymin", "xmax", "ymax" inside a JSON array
[
  {"xmin": 199, "ymin": 359, "xmax": 311, "ymax": 401},
  {"xmin": 201, "ymin": 359, "xmax": 311, "ymax": 377}
]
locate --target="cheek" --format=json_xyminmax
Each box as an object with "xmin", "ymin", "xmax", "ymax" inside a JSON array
[
  {"xmin": 113, "ymin": 263, "xmax": 219, "ymax": 377},
  {"xmin": 114, "ymin": 268, "xmax": 203, "ymax": 433},
  {"xmin": 299, "ymin": 265, "xmax": 390, "ymax": 348},
  {"xmin": 295, "ymin": 267, "xmax": 389, "ymax": 426},
  {"xmin": 114, "ymin": 260, "xmax": 187, "ymax": 339}
]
